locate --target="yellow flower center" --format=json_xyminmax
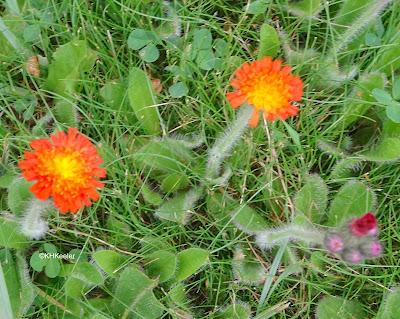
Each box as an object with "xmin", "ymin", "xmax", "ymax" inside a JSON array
[
  {"xmin": 243, "ymin": 73, "xmax": 289, "ymax": 111},
  {"xmin": 52, "ymin": 153, "xmax": 85, "ymax": 180},
  {"xmin": 37, "ymin": 148, "xmax": 89, "ymax": 195}
]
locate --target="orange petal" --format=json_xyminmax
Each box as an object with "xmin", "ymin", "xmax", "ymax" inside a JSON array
[
  {"xmin": 229, "ymin": 95, "xmax": 247, "ymax": 109},
  {"xmin": 249, "ymin": 109, "xmax": 260, "ymax": 127}
]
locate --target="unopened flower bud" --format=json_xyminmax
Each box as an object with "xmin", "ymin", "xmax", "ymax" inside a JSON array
[
  {"xmin": 325, "ymin": 234, "xmax": 344, "ymax": 252},
  {"xmin": 343, "ymin": 249, "xmax": 363, "ymax": 264},
  {"xmin": 361, "ymin": 241, "xmax": 383, "ymax": 257},
  {"xmin": 349, "ymin": 213, "xmax": 377, "ymax": 236}
]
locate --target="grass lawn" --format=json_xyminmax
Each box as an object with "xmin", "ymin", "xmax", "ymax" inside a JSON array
[{"xmin": 1, "ymin": 0, "xmax": 400, "ymax": 318}]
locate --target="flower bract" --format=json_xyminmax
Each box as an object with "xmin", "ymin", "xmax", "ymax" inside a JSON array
[
  {"xmin": 19, "ymin": 128, "xmax": 106, "ymax": 213},
  {"xmin": 226, "ymin": 57, "xmax": 303, "ymax": 127}
]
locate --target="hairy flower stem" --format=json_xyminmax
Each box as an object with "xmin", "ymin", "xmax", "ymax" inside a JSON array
[
  {"xmin": 257, "ymin": 225, "xmax": 324, "ymax": 250},
  {"xmin": 206, "ymin": 103, "xmax": 253, "ymax": 180},
  {"xmin": 333, "ymin": 0, "xmax": 393, "ymax": 55},
  {"xmin": 20, "ymin": 198, "xmax": 52, "ymax": 240}
]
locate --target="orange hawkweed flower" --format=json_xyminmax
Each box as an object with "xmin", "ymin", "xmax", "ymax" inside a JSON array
[
  {"xmin": 19, "ymin": 128, "xmax": 106, "ymax": 213},
  {"xmin": 226, "ymin": 57, "xmax": 303, "ymax": 127}
]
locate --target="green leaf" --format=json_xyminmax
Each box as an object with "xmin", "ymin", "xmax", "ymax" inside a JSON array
[
  {"xmin": 376, "ymin": 19, "xmax": 385, "ymax": 38},
  {"xmin": 328, "ymin": 182, "xmax": 375, "ymax": 226},
  {"xmin": 372, "ymin": 88, "xmax": 393, "ymax": 104},
  {"xmin": 0, "ymin": 251, "xmax": 14, "ymax": 319},
  {"xmin": 127, "ymin": 67, "xmax": 161, "ymax": 136},
  {"xmin": 65, "ymin": 276, "xmax": 87, "ymax": 298},
  {"xmin": 281, "ymin": 120, "xmax": 300, "ymax": 146},
  {"xmin": 196, "ymin": 49, "xmax": 216, "ymax": 70},
  {"xmin": 169, "ymin": 82, "xmax": 188, "ymax": 98},
  {"xmin": 382, "ymin": 119, "xmax": 400, "ymax": 139},
  {"xmin": 29, "ymin": 251, "xmax": 47, "ymax": 272},
  {"xmin": 111, "ymin": 267, "xmax": 164, "ymax": 319},
  {"xmin": 258, "ymin": 24, "xmax": 279, "ymax": 59},
  {"xmin": 0, "ymin": 217, "xmax": 29, "ymax": 249},
  {"xmin": 45, "ymin": 258, "xmax": 61, "ymax": 278},
  {"xmin": 232, "ymin": 245, "xmax": 266, "ymax": 285},
  {"xmin": 247, "ymin": 1, "xmax": 267, "ymax": 14},
  {"xmin": 106, "ymin": 216, "xmax": 133, "ymax": 249},
  {"xmin": 100, "ymin": 79, "xmax": 138, "ymax": 125},
  {"xmin": 42, "ymin": 39, "xmax": 96, "ymax": 98},
  {"xmin": 156, "ymin": 188, "xmax": 202, "ymax": 223},
  {"xmin": 333, "ymin": 0, "xmax": 375, "ymax": 34},
  {"xmin": 93, "ymin": 250, "xmax": 127, "ymax": 278},
  {"xmin": 232, "ymin": 205, "xmax": 269, "ymax": 233},
  {"xmin": 289, "ymin": 0, "xmax": 321, "ymax": 17},
  {"xmin": 23, "ymin": 24, "xmax": 40, "ymax": 42},
  {"xmin": 214, "ymin": 38, "xmax": 229, "ymax": 58},
  {"xmin": 0, "ymin": 250, "xmax": 35, "ymax": 318},
  {"xmin": 145, "ymin": 250, "xmax": 177, "ymax": 283},
  {"xmin": 294, "ymin": 174, "xmax": 328, "ymax": 224},
  {"xmin": 68, "ymin": 249, "xmax": 87, "ymax": 263},
  {"xmin": 387, "ymin": 101, "xmax": 400, "ymax": 123},
  {"xmin": 167, "ymin": 283, "xmax": 189, "ymax": 308},
  {"xmin": 160, "ymin": 173, "xmax": 189, "ymax": 193},
  {"xmin": 341, "ymin": 74, "xmax": 385, "ymax": 128},
  {"xmin": 365, "ymin": 33, "xmax": 381, "ymax": 46},
  {"xmin": 8, "ymin": 178, "xmax": 33, "ymax": 217},
  {"xmin": 330, "ymin": 158, "xmax": 363, "ymax": 180},
  {"xmin": 371, "ymin": 35, "xmax": 400, "ymax": 76},
  {"xmin": 0, "ymin": 171, "xmax": 17, "ymax": 188},
  {"xmin": 139, "ymin": 42, "xmax": 160, "ymax": 63},
  {"xmin": 135, "ymin": 138, "xmax": 197, "ymax": 173},
  {"xmin": 100, "ymin": 79, "xmax": 127, "ymax": 110},
  {"xmin": 14, "ymin": 99, "xmax": 29, "ymax": 111},
  {"xmin": 54, "ymin": 100, "xmax": 77, "ymax": 127},
  {"xmin": 216, "ymin": 303, "xmax": 251, "ymax": 319},
  {"xmin": 141, "ymin": 184, "xmax": 163, "ymax": 206},
  {"xmin": 193, "ymin": 29, "xmax": 212, "ymax": 50},
  {"xmin": 310, "ymin": 251, "xmax": 326, "ymax": 272},
  {"xmin": 64, "ymin": 262, "xmax": 104, "ymax": 298},
  {"xmin": 71, "ymin": 262, "xmax": 103, "ymax": 284},
  {"xmin": 376, "ymin": 288, "xmax": 400, "ymax": 319},
  {"xmin": 0, "ymin": 15, "xmax": 31, "ymax": 61},
  {"xmin": 392, "ymin": 78, "xmax": 400, "ymax": 100},
  {"xmin": 316, "ymin": 296, "xmax": 366, "ymax": 319},
  {"xmin": 128, "ymin": 29, "xmax": 152, "ymax": 50},
  {"xmin": 361, "ymin": 138, "xmax": 400, "ymax": 162},
  {"xmin": 174, "ymin": 248, "xmax": 208, "ymax": 282}
]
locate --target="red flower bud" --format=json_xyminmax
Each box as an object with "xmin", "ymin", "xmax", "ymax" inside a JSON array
[{"xmin": 350, "ymin": 213, "xmax": 378, "ymax": 236}]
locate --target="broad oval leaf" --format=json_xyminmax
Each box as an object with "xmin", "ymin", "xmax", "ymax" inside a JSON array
[
  {"xmin": 294, "ymin": 174, "xmax": 327, "ymax": 224},
  {"xmin": 387, "ymin": 101, "xmax": 400, "ymax": 123},
  {"xmin": 93, "ymin": 250, "xmax": 127, "ymax": 278},
  {"xmin": 216, "ymin": 303, "xmax": 251, "ymax": 319},
  {"xmin": 193, "ymin": 29, "xmax": 212, "ymax": 50},
  {"xmin": 361, "ymin": 138, "xmax": 400, "ymax": 162},
  {"xmin": 8, "ymin": 178, "xmax": 33, "ymax": 217},
  {"xmin": 316, "ymin": 296, "xmax": 366, "ymax": 319},
  {"xmin": 128, "ymin": 29, "xmax": 151, "ymax": 50},
  {"xmin": 145, "ymin": 250, "xmax": 177, "ymax": 283},
  {"xmin": 258, "ymin": 24, "xmax": 279, "ymax": 59},
  {"xmin": 0, "ymin": 217, "xmax": 29, "ymax": 249},
  {"xmin": 376, "ymin": 288, "xmax": 400, "ymax": 319},
  {"xmin": 111, "ymin": 267, "xmax": 164, "ymax": 319},
  {"xmin": 128, "ymin": 67, "xmax": 161, "ymax": 136},
  {"xmin": 328, "ymin": 182, "xmax": 375, "ymax": 226},
  {"xmin": 175, "ymin": 248, "xmax": 208, "ymax": 282},
  {"xmin": 139, "ymin": 42, "xmax": 160, "ymax": 63}
]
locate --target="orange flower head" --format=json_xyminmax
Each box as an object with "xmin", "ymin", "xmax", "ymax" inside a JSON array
[
  {"xmin": 226, "ymin": 57, "xmax": 303, "ymax": 127},
  {"xmin": 19, "ymin": 128, "xmax": 106, "ymax": 213}
]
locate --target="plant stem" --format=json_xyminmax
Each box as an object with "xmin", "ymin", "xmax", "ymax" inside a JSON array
[{"xmin": 206, "ymin": 103, "xmax": 253, "ymax": 180}]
